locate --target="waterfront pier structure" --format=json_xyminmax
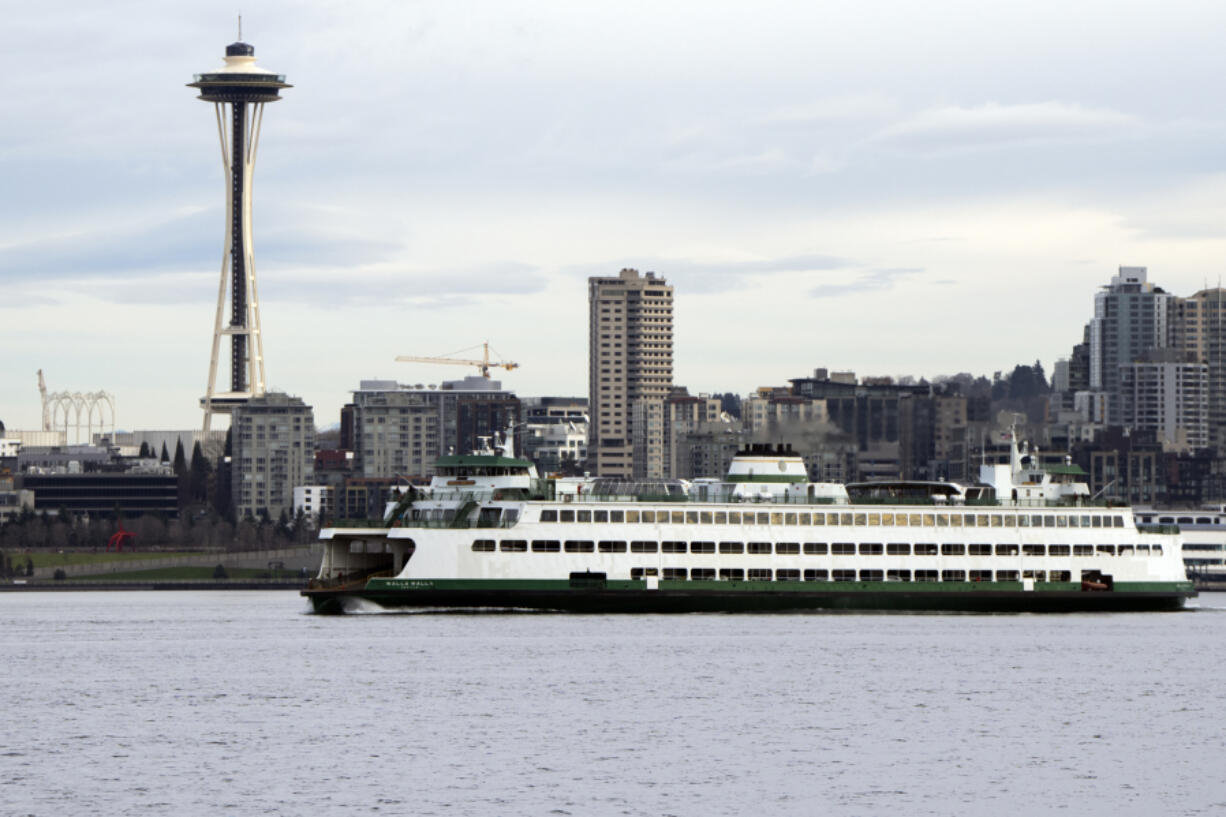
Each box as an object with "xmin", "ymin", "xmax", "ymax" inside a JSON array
[{"xmin": 188, "ymin": 40, "xmax": 291, "ymax": 431}]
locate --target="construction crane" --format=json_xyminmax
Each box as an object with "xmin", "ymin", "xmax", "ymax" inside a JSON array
[{"xmin": 395, "ymin": 342, "xmax": 518, "ymax": 379}]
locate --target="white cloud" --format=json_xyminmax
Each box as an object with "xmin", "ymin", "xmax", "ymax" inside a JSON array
[{"xmin": 873, "ymin": 102, "xmax": 1139, "ymax": 152}]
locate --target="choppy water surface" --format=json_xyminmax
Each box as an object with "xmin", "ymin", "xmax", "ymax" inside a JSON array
[{"xmin": 4, "ymin": 592, "xmax": 1226, "ymax": 816}]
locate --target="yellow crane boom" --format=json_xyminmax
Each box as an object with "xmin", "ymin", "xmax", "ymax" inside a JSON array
[{"xmin": 395, "ymin": 341, "xmax": 518, "ymax": 379}]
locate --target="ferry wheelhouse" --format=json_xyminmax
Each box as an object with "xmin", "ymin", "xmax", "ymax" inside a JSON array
[{"xmin": 303, "ymin": 431, "xmax": 1194, "ymax": 613}]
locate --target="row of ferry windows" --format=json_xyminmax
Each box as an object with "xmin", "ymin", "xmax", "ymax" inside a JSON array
[
  {"xmin": 538, "ymin": 508, "xmax": 1126, "ymax": 529},
  {"xmin": 471, "ymin": 539, "xmax": 1161, "ymax": 556},
  {"xmin": 625, "ymin": 567, "xmax": 1073, "ymax": 583}
]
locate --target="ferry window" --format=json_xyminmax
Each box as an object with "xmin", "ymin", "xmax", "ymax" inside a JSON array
[
  {"xmin": 1092, "ymin": 516, "xmax": 1103, "ymax": 528},
  {"xmin": 599, "ymin": 541, "xmax": 627, "ymax": 553},
  {"xmin": 854, "ymin": 513, "xmax": 867, "ymax": 526},
  {"xmin": 996, "ymin": 570, "xmax": 1019, "ymax": 582},
  {"xmin": 1159, "ymin": 517, "xmax": 1174, "ymax": 524},
  {"xmin": 1003, "ymin": 515, "xmax": 1016, "ymax": 527},
  {"xmin": 803, "ymin": 569, "xmax": 828, "ymax": 581},
  {"xmin": 1118, "ymin": 545, "xmax": 1134, "ymax": 556},
  {"xmin": 631, "ymin": 567, "xmax": 644, "ymax": 579},
  {"xmin": 672, "ymin": 511, "xmax": 685, "ymax": 524},
  {"xmin": 748, "ymin": 542, "xmax": 773, "ymax": 554},
  {"xmin": 1017, "ymin": 515, "xmax": 1029, "ymax": 528},
  {"xmin": 923, "ymin": 514, "xmax": 935, "ymax": 527},
  {"xmin": 1030, "ymin": 515, "xmax": 1042, "ymax": 527},
  {"xmin": 771, "ymin": 513, "xmax": 784, "ymax": 526},
  {"xmin": 471, "ymin": 539, "xmax": 496, "ymax": 552},
  {"xmin": 565, "ymin": 540, "xmax": 595, "ymax": 553},
  {"xmin": 994, "ymin": 544, "xmax": 1018, "ymax": 556},
  {"xmin": 686, "ymin": 511, "xmax": 699, "ymax": 524},
  {"xmin": 640, "ymin": 511, "xmax": 655, "ymax": 523},
  {"xmin": 532, "ymin": 540, "xmax": 561, "ymax": 552},
  {"xmin": 941, "ymin": 543, "xmax": 965, "ymax": 556},
  {"xmin": 502, "ymin": 509, "xmax": 519, "ymax": 524},
  {"xmin": 936, "ymin": 514, "xmax": 948, "ymax": 527},
  {"xmin": 662, "ymin": 568, "xmax": 687, "ymax": 580},
  {"xmin": 577, "ymin": 511, "xmax": 591, "ymax": 523},
  {"xmin": 831, "ymin": 542, "xmax": 855, "ymax": 555},
  {"xmin": 714, "ymin": 512, "xmax": 727, "ymax": 524},
  {"xmin": 625, "ymin": 511, "xmax": 640, "ymax": 523},
  {"xmin": 969, "ymin": 570, "xmax": 992, "ymax": 582},
  {"xmin": 785, "ymin": 513, "xmax": 798, "ymax": 526},
  {"xmin": 961, "ymin": 514, "xmax": 974, "ymax": 527},
  {"xmin": 1050, "ymin": 570, "xmax": 1072, "ymax": 582},
  {"xmin": 832, "ymin": 569, "xmax": 856, "ymax": 582},
  {"xmin": 1048, "ymin": 545, "xmax": 1071, "ymax": 557},
  {"xmin": 1197, "ymin": 517, "xmax": 1213, "ymax": 524},
  {"xmin": 941, "ymin": 570, "xmax": 966, "ymax": 582},
  {"xmin": 1052, "ymin": 516, "xmax": 1063, "ymax": 528},
  {"xmin": 593, "ymin": 510, "xmax": 608, "ymax": 523},
  {"xmin": 691, "ymin": 541, "xmax": 716, "ymax": 554},
  {"xmin": 610, "ymin": 511, "xmax": 624, "ymax": 523},
  {"xmin": 1114, "ymin": 517, "xmax": 1125, "ymax": 528},
  {"xmin": 859, "ymin": 542, "xmax": 883, "ymax": 555},
  {"xmin": 868, "ymin": 513, "xmax": 881, "ymax": 526},
  {"xmin": 1073, "ymin": 545, "xmax": 1094, "ymax": 557},
  {"xmin": 840, "ymin": 513, "xmax": 854, "ymax": 526},
  {"xmin": 560, "ymin": 510, "xmax": 575, "ymax": 523},
  {"xmin": 1136, "ymin": 545, "xmax": 1150, "ymax": 555},
  {"xmin": 914, "ymin": 543, "xmax": 938, "ymax": 556},
  {"xmin": 720, "ymin": 568, "xmax": 745, "ymax": 581},
  {"xmin": 720, "ymin": 541, "xmax": 744, "ymax": 554},
  {"xmin": 887, "ymin": 569, "xmax": 911, "ymax": 582},
  {"xmin": 1096, "ymin": 545, "xmax": 1115, "ymax": 556},
  {"xmin": 501, "ymin": 540, "xmax": 528, "ymax": 552},
  {"xmin": 691, "ymin": 568, "xmax": 715, "ymax": 581},
  {"xmin": 968, "ymin": 544, "xmax": 992, "ymax": 556},
  {"xmin": 662, "ymin": 541, "xmax": 687, "ymax": 553},
  {"xmin": 914, "ymin": 570, "xmax": 938, "ymax": 582},
  {"xmin": 1023, "ymin": 570, "xmax": 1047, "ymax": 582},
  {"xmin": 804, "ymin": 542, "xmax": 828, "ymax": 555},
  {"xmin": 798, "ymin": 513, "xmax": 811, "ymax": 525},
  {"xmin": 700, "ymin": 511, "xmax": 713, "ymax": 524},
  {"xmin": 748, "ymin": 569, "xmax": 774, "ymax": 581},
  {"xmin": 540, "ymin": 510, "xmax": 558, "ymax": 523},
  {"xmin": 777, "ymin": 542, "xmax": 800, "ymax": 555},
  {"xmin": 887, "ymin": 543, "xmax": 910, "ymax": 556},
  {"xmin": 1177, "ymin": 516, "xmax": 1193, "ymax": 525},
  {"xmin": 990, "ymin": 515, "xmax": 1002, "ymax": 528},
  {"xmin": 813, "ymin": 513, "xmax": 826, "ymax": 526},
  {"xmin": 777, "ymin": 569, "xmax": 801, "ymax": 582},
  {"xmin": 631, "ymin": 541, "xmax": 658, "ymax": 553},
  {"xmin": 758, "ymin": 512, "xmax": 771, "ymax": 525},
  {"xmin": 728, "ymin": 512, "xmax": 742, "ymax": 525},
  {"xmin": 881, "ymin": 513, "xmax": 894, "ymax": 526},
  {"xmin": 1081, "ymin": 515, "xmax": 1092, "ymax": 528},
  {"xmin": 1153, "ymin": 545, "xmax": 1163, "ymax": 555},
  {"xmin": 860, "ymin": 569, "xmax": 884, "ymax": 581},
  {"xmin": 1022, "ymin": 544, "xmax": 1046, "ymax": 556},
  {"xmin": 910, "ymin": 513, "xmax": 923, "ymax": 526}
]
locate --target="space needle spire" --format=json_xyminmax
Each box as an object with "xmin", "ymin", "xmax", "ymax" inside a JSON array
[{"xmin": 188, "ymin": 35, "xmax": 291, "ymax": 431}]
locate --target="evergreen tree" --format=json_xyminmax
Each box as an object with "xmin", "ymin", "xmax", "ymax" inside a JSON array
[
  {"xmin": 160, "ymin": 442, "xmax": 170, "ymax": 464},
  {"xmin": 25, "ymin": 557, "xmax": 33, "ymax": 577},
  {"xmin": 173, "ymin": 439, "xmax": 187, "ymax": 475},
  {"xmin": 172, "ymin": 439, "xmax": 189, "ymax": 509},
  {"xmin": 139, "ymin": 441, "xmax": 151, "ymax": 458},
  {"xmin": 189, "ymin": 441, "xmax": 213, "ymax": 503},
  {"xmin": 215, "ymin": 428, "xmax": 234, "ymax": 523}
]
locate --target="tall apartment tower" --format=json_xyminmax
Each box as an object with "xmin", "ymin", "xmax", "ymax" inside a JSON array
[
  {"xmin": 230, "ymin": 392, "xmax": 315, "ymax": 520},
  {"xmin": 1089, "ymin": 267, "xmax": 1173, "ymax": 424},
  {"xmin": 1172, "ymin": 288, "xmax": 1226, "ymax": 449},
  {"xmin": 588, "ymin": 268, "xmax": 674, "ymax": 478},
  {"xmin": 189, "ymin": 38, "xmax": 291, "ymax": 431}
]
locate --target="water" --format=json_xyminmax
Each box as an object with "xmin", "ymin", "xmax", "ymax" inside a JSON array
[{"xmin": 4, "ymin": 592, "xmax": 1226, "ymax": 816}]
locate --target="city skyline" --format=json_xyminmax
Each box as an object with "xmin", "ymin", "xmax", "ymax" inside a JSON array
[{"xmin": 6, "ymin": 2, "xmax": 1226, "ymax": 431}]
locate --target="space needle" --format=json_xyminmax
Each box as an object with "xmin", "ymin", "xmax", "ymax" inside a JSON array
[{"xmin": 188, "ymin": 31, "xmax": 291, "ymax": 431}]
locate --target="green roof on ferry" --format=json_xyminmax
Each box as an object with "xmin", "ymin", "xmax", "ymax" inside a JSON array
[
  {"xmin": 1044, "ymin": 464, "xmax": 1087, "ymax": 476},
  {"xmin": 436, "ymin": 455, "xmax": 533, "ymax": 468}
]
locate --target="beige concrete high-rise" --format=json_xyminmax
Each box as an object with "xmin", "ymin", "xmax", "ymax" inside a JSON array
[
  {"xmin": 588, "ymin": 268, "xmax": 673, "ymax": 477},
  {"xmin": 1171, "ymin": 288, "xmax": 1226, "ymax": 449}
]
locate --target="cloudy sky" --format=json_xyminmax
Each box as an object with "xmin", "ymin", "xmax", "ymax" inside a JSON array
[{"xmin": 5, "ymin": 0, "xmax": 1226, "ymax": 432}]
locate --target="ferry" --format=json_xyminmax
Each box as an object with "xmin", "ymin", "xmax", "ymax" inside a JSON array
[{"xmin": 302, "ymin": 428, "xmax": 1194, "ymax": 613}]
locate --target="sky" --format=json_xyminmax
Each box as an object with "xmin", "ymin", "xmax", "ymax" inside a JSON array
[{"xmin": 4, "ymin": 0, "xmax": 1226, "ymax": 433}]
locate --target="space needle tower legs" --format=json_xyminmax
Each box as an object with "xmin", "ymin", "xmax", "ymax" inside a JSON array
[{"xmin": 189, "ymin": 38, "xmax": 291, "ymax": 431}]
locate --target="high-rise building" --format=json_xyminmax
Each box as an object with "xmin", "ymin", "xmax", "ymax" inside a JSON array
[
  {"xmin": 1088, "ymin": 267, "xmax": 1174, "ymax": 424},
  {"xmin": 1172, "ymin": 288, "xmax": 1226, "ymax": 449},
  {"xmin": 230, "ymin": 393, "xmax": 315, "ymax": 520},
  {"xmin": 1120, "ymin": 350, "xmax": 1209, "ymax": 450},
  {"xmin": 189, "ymin": 39, "xmax": 291, "ymax": 431},
  {"xmin": 588, "ymin": 268, "xmax": 674, "ymax": 478}
]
